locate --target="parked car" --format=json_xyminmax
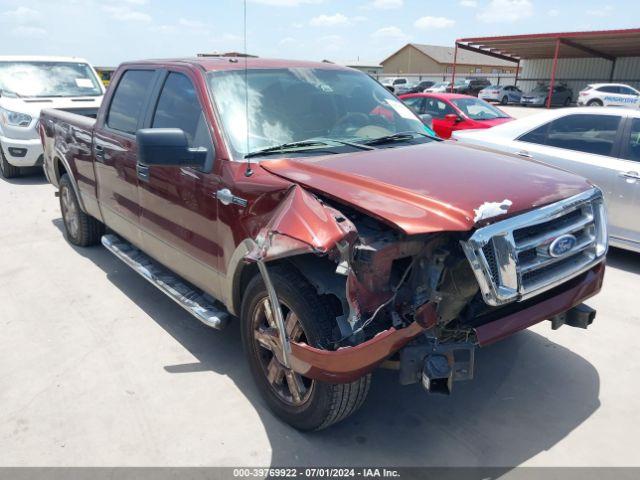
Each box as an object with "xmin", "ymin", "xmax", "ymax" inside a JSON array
[
  {"xmin": 406, "ymin": 80, "xmax": 435, "ymax": 94},
  {"xmin": 577, "ymin": 83, "xmax": 640, "ymax": 108},
  {"xmin": 400, "ymin": 92, "xmax": 513, "ymax": 138},
  {"xmin": 520, "ymin": 83, "xmax": 573, "ymax": 107},
  {"xmin": 453, "ymin": 107, "xmax": 640, "ymax": 252},
  {"xmin": 41, "ymin": 57, "xmax": 607, "ymax": 431},
  {"xmin": 393, "ymin": 82, "xmax": 416, "ymax": 95},
  {"xmin": 0, "ymin": 56, "xmax": 104, "ymax": 179},
  {"xmin": 454, "ymin": 78, "xmax": 492, "ymax": 97},
  {"xmin": 479, "ymin": 85, "xmax": 523, "ymax": 105},
  {"xmin": 425, "ymin": 80, "xmax": 458, "ymax": 93},
  {"xmin": 380, "ymin": 77, "xmax": 408, "ymax": 88}
]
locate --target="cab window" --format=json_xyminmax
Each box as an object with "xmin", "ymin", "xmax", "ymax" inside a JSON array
[
  {"xmin": 423, "ymin": 98, "xmax": 455, "ymax": 119},
  {"xmin": 107, "ymin": 70, "xmax": 155, "ymax": 134},
  {"xmin": 152, "ymin": 72, "xmax": 213, "ymax": 161}
]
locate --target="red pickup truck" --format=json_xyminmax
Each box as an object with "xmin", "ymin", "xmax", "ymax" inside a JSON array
[{"xmin": 40, "ymin": 57, "xmax": 607, "ymax": 431}]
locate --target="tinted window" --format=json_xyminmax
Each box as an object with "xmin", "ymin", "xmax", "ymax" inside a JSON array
[
  {"xmin": 423, "ymin": 97, "xmax": 455, "ymax": 118},
  {"xmin": 546, "ymin": 114, "xmax": 621, "ymax": 156},
  {"xmin": 628, "ymin": 118, "xmax": 640, "ymax": 162},
  {"xmin": 153, "ymin": 72, "xmax": 209, "ymax": 148},
  {"xmin": 620, "ymin": 86, "xmax": 638, "ymax": 96},
  {"xmin": 401, "ymin": 97, "xmax": 424, "ymax": 113},
  {"xmin": 107, "ymin": 70, "xmax": 155, "ymax": 134},
  {"xmin": 598, "ymin": 86, "xmax": 620, "ymax": 94},
  {"xmin": 519, "ymin": 124, "xmax": 548, "ymax": 145}
]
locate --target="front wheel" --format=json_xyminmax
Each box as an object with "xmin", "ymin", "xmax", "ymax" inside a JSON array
[
  {"xmin": 501, "ymin": 95, "xmax": 509, "ymax": 105},
  {"xmin": 587, "ymin": 99, "xmax": 603, "ymax": 107},
  {"xmin": 0, "ymin": 145, "xmax": 20, "ymax": 179},
  {"xmin": 59, "ymin": 174, "xmax": 104, "ymax": 246},
  {"xmin": 564, "ymin": 96, "xmax": 571, "ymax": 106},
  {"xmin": 241, "ymin": 265, "xmax": 370, "ymax": 431}
]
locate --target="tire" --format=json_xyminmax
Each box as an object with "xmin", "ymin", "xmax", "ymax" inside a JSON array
[
  {"xmin": 241, "ymin": 265, "xmax": 371, "ymax": 431},
  {"xmin": 59, "ymin": 174, "xmax": 104, "ymax": 246},
  {"xmin": 0, "ymin": 144, "xmax": 21, "ymax": 179},
  {"xmin": 564, "ymin": 96, "xmax": 572, "ymax": 107},
  {"xmin": 587, "ymin": 99, "xmax": 603, "ymax": 107},
  {"xmin": 500, "ymin": 95, "xmax": 509, "ymax": 105}
]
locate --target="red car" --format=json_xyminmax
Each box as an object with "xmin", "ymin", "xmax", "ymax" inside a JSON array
[{"xmin": 400, "ymin": 92, "xmax": 513, "ymax": 139}]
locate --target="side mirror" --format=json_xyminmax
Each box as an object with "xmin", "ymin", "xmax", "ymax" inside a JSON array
[
  {"xmin": 136, "ymin": 128, "xmax": 207, "ymax": 169},
  {"xmin": 419, "ymin": 113, "xmax": 433, "ymax": 130},
  {"xmin": 444, "ymin": 113, "xmax": 461, "ymax": 124}
]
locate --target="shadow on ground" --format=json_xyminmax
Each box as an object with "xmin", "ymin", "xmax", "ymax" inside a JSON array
[
  {"xmin": 0, "ymin": 169, "xmax": 47, "ymax": 186},
  {"xmin": 52, "ymin": 218, "xmax": 601, "ymax": 468},
  {"xmin": 606, "ymin": 247, "xmax": 640, "ymax": 275}
]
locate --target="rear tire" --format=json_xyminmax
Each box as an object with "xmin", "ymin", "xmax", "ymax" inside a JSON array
[
  {"xmin": 59, "ymin": 174, "xmax": 104, "ymax": 246},
  {"xmin": 241, "ymin": 265, "xmax": 370, "ymax": 431},
  {"xmin": 587, "ymin": 99, "xmax": 603, "ymax": 107},
  {"xmin": 564, "ymin": 96, "xmax": 571, "ymax": 107},
  {"xmin": 500, "ymin": 95, "xmax": 508, "ymax": 105},
  {"xmin": 0, "ymin": 144, "xmax": 21, "ymax": 179}
]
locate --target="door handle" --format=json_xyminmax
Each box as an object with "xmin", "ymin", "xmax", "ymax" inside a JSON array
[
  {"xmin": 619, "ymin": 171, "xmax": 640, "ymax": 181},
  {"xmin": 136, "ymin": 163, "xmax": 150, "ymax": 182},
  {"xmin": 516, "ymin": 150, "xmax": 533, "ymax": 158},
  {"xmin": 214, "ymin": 188, "xmax": 247, "ymax": 207},
  {"xmin": 95, "ymin": 144, "xmax": 105, "ymax": 163}
]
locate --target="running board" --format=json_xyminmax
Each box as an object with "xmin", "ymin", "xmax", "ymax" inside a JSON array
[{"xmin": 101, "ymin": 234, "xmax": 230, "ymax": 329}]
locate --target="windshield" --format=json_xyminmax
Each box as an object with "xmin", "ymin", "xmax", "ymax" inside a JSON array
[
  {"xmin": 451, "ymin": 97, "xmax": 510, "ymax": 120},
  {"xmin": 0, "ymin": 61, "xmax": 103, "ymax": 98},
  {"xmin": 207, "ymin": 68, "xmax": 431, "ymax": 158}
]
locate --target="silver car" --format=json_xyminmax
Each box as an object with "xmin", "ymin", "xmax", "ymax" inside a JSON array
[
  {"xmin": 479, "ymin": 85, "xmax": 523, "ymax": 105},
  {"xmin": 520, "ymin": 83, "xmax": 573, "ymax": 107},
  {"xmin": 452, "ymin": 107, "xmax": 640, "ymax": 253}
]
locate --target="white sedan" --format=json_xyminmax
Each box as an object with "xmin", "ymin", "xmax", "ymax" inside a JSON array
[
  {"xmin": 452, "ymin": 107, "xmax": 640, "ymax": 253},
  {"xmin": 577, "ymin": 83, "xmax": 640, "ymax": 108}
]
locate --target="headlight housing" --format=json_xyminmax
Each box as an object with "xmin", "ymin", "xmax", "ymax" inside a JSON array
[{"xmin": 0, "ymin": 107, "xmax": 32, "ymax": 127}]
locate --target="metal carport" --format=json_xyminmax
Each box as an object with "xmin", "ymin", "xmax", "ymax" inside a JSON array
[{"xmin": 452, "ymin": 28, "xmax": 640, "ymax": 108}]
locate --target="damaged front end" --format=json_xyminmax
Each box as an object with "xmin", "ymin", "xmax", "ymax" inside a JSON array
[
  {"xmin": 244, "ymin": 184, "xmax": 481, "ymax": 388},
  {"xmin": 244, "ymin": 184, "xmax": 606, "ymax": 394}
]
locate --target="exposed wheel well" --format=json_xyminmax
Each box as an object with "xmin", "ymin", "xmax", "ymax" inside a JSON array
[{"xmin": 54, "ymin": 157, "xmax": 68, "ymax": 183}]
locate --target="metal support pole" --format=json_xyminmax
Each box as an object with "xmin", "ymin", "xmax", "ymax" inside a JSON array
[
  {"xmin": 547, "ymin": 38, "xmax": 561, "ymax": 109},
  {"xmin": 515, "ymin": 59, "xmax": 520, "ymax": 86},
  {"xmin": 609, "ymin": 58, "xmax": 617, "ymax": 82},
  {"xmin": 451, "ymin": 42, "xmax": 459, "ymax": 93}
]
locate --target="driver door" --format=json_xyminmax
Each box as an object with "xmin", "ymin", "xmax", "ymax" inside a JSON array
[{"xmin": 137, "ymin": 68, "xmax": 224, "ymax": 297}]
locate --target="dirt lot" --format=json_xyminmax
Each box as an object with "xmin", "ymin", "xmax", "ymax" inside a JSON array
[{"xmin": 1, "ymin": 172, "xmax": 639, "ymax": 468}]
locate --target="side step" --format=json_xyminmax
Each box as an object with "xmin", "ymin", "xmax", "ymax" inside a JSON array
[{"xmin": 101, "ymin": 234, "xmax": 230, "ymax": 329}]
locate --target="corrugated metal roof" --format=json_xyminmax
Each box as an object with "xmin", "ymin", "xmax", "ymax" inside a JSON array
[{"xmin": 458, "ymin": 28, "xmax": 640, "ymax": 60}]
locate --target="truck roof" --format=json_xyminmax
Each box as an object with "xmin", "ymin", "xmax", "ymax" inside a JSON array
[{"xmin": 119, "ymin": 57, "xmax": 352, "ymax": 72}]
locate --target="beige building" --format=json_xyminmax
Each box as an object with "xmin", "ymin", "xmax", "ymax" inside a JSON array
[{"xmin": 381, "ymin": 43, "xmax": 518, "ymax": 75}]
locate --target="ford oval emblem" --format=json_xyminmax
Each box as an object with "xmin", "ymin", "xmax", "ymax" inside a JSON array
[{"xmin": 549, "ymin": 234, "xmax": 577, "ymax": 258}]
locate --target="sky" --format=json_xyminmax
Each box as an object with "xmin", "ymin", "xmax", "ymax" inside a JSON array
[{"xmin": 0, "ymin": 0, "xmax": 638, "ymax": 67}]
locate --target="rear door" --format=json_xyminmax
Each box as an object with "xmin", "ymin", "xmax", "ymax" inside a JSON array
[
  {"xmin": 614, "ymin": 116, "xmax": 640, "ymax": 246},
  {"xmin": 94, "ymin": 68, "xmax": 158, "ymax": 245},
  {"xmin": 514, "ymin": 112, "xmax": 627, "ymax": 239},
  {"xmin": 136, "ymin": 68, "xmax": 224, "ymax": 296}
]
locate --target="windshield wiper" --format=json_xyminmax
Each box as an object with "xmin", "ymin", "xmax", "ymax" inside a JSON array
[
  {"xmin": 363, "ymin": 131, "xmax": 434, "ymax": 146},
  {"xmin": 244, "ymin": 138, "xmax": 373, "ymax": 159}
]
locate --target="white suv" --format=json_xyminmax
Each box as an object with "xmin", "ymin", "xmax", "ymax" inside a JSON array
[
  {"xmin": 0, "ymin": 56, "xmax": 105, "ymax": 178},
  {"xmin": 577, "ymin": 83, "xmax": 640, "ymax": 108}
]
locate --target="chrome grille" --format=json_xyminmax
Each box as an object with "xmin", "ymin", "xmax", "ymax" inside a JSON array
[{"xmin": 461, "ymin": 188, "xmax": 607, "ymax": 306}]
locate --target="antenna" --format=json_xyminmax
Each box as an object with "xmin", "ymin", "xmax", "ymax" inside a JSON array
[{"xmin": 243, "ymin": 0, "xmax": 253, "ymax": 177}]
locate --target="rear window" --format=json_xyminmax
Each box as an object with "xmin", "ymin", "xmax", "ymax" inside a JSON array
[{"xmin": 107, "ymin": 70, "xmax": 155, "ymax": 134}]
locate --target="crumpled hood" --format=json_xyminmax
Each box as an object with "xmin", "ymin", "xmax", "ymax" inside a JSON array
[{"xmin": 260, "ymin": 141, "xmax": 593, "ymax": 235}]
